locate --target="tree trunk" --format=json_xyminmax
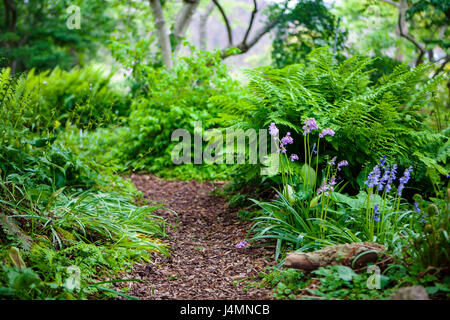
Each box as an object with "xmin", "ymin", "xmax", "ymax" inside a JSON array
[
  {"xmin": 149, "ymin": 0, "xmax": 173, "ymax": 70},
  {"xmin": 173, "ymin": 0, "xmax": 200, "ymax": 55},
  {"xmin": 198, "ymin": 1, "xmax": 215, "ymax": 50}
]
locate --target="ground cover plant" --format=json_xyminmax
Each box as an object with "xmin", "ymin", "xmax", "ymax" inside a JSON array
[
  {"xmin": 0, "ymin": 68, "xmax": 168, "ymax": 299},
  {"xmin": 213, "ymin": 48, "xmax": 448, "ymax": 196},
  {"xmin": 0, "ymin": 0, "xmax": 449, "ymax": 303}
]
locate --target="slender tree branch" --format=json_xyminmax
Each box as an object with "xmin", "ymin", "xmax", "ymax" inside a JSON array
[
  {"xmin": 220, "ymin": 0, "xmax": 288, "ymax": 60},
  {"xmin": 173, "ymin": 0, "xmax": 200, "ymax": 54},
  {"xmin": 246, "ymin": 20, "xmax": 279, "ymax": 49},
  {"xmin": 221, "ymin": 19, "xmax": 279, "ymax": 59},
  {"xmin": 242, "ymin": 0, "xmax": 258, "ymax": 46},
  {"xmin": 416, "ymin": 50, "xmax": 425, "ymax": 66},
  {"xmin": 433, "ymin": 55, "xmax": 450, "ymax": 78},
  {"xmin": 394, "ymin": 0, "xmax": 426, "ymax": 65},
  {"xmin": 212, "ymin": 0, "xmax": 233, "ymax": 46}
]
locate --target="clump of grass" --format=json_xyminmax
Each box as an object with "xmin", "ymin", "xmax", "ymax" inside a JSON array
[
  {"xmin": 0, "ymin": 66, "xmax": 170, "ymax": 300},
  {"xmin": 1, "ymin": 182, "xmax": 169, "ymax": 254}
]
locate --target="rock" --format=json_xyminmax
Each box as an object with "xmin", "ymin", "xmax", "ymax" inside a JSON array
[{"xmin": 390, "ymin": 286, "xmax": 430, "ymax": 300}]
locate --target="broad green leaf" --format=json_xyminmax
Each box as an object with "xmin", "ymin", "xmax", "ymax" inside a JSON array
[{"xmin": 300, "ymin": 164, "xmax": 316, "ymax": 187}]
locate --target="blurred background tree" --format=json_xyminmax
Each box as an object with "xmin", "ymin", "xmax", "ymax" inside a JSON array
[
  {"xmin": 0, "ymin": 0, "xmax": 119, "ymax": 73},
  {"xmin": 1, "ymin": 0, "xmax": 448, "ymax": 83},
  {"xmin": 268, "ymin": 0, "xmax": 347, "ymax": 68}
]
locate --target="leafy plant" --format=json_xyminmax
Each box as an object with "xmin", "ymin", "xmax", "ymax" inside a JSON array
[
  {"xmin": 214, "ymin": 48, "xmax": 449, "ymax": 196},
  {"xmin": 107, "ymin": 44, "xmax": 239, "ymax": 175},
  {"xmin": 258, "ymin": 266, "xmax": 307, "ymax": 300},
  {"xmin": 308, "ymin": 265, "xmax": 391, "ymax": 300},
  {"xmin": 404, "ymin": 188, "xmax": 450, "ymax": 272},
  {"xmin": 268, "ymin": 0, "xmax": 347, "ymax": 68},
  {"xmin": 0, "ymin": 65, "xmax": 169, "ymax": 300}
]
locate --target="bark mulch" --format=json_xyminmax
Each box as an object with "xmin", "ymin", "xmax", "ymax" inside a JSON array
[{"xmin": 122, "ymin": 174, "xmax": 275, "ymax": 300}]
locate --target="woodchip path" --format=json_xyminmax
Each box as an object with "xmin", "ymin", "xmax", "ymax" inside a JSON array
[{"xmin": 121, "ymin": 174, "xmax": 275, "ymax": 300}]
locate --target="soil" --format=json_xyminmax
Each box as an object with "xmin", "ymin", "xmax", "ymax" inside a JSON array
[{"xmin": 121, "ymin": 174, "xmax": 275, "ymax": 300}]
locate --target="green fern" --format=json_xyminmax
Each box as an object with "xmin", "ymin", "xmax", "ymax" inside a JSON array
[{"xmin": 213, "ymin": 48, "xmax": 449, "ymax": 194}]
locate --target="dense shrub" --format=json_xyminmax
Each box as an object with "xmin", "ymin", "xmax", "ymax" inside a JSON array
[
  {"xmin": 0, "ymin": 68, "xmax": 167, "ymax": 299},
  {"xmin": 2, "ymin": 66, "xmax": 128, "ymax": 131},
  {"xmin": 109, "ymin": 46, "xmax": 239, "ymax": 172},
  {"xmin": 214, "ymin": 48, "xmax": 449, "ymax": 196}
]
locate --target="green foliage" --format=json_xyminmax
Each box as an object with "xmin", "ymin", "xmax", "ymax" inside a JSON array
[
  {"xmin": 0, "ymin": 65, "xmax": 168, "ymax": 300},
  {"xmin": 237, "ymin": 209, "xmax": 261, "ymax": 221},
  {"xmin": 247, "ymin": 143, "xmax": 439, "ymax": 266},
  {"xmin": 258, "ymin": 267, "xmax": 307, "ymax": 299},
  {"xmin": 258, "ymin": 263, "xmax": 450, "ymax": 300},
  {"xmin": 214, "ymin": 48, "xmax": 449, "ymax": 194},
  {"xmin": 405, "ymin": 0, "xmax": 450, "ymax": 54},
  {"xmin": 367, "ymin": 55, "xmax": 403, "ymax": 83},
  {"xmin": 109, "ymin": 45, "xmax": 239, "ymax": 174},
  {"xmin": 0, "ymin": 0, "xmax": 447, "ymax": 300},
  {"xmin": 404, "ymin": 189, "xmax": 450, "ymax": 271},
  {"xmin": 0, "ymin": 66, "xmax": 128, "ymax": 132},
  {"xmin": 258, "ymin": 265, "xmax": 392, "ymax": 300},
  {"xmin": 0, "ymin": 242, "xmax": 149, "ymax": 299},
  {"xmin": 1, "ymin": 182, "xmax": 168, "ymax": 251},
  {"xmin": 309, "ymin": 265, "xmax": 391, "ymax": 299},
  {"xmin": 0, "ymin": 265, "xmax": 57, "ymax": 300},
  {"xmin": 335, "ymin": 0, "xmax": 416, "ymax": 62},
  {"xmin": 229, "ymin": 193, "xmax": 248, "ymax": 209},
  {"xmin": 0, "ymin": 0, "xmax": 117, "ymax": 72},
  {"xmin": 0, "ymin": 68, "xmax": 103, "ymax": 189},
  {"xmin": 268, "ymin": 0, "xmax": 347, "ymax": 68},
  {"xmin": 24, "ymin": 66, "xmax": 129, "ymax": 129},
  {"xmin": 248, "ymin": 182, "xmax": 369, "ymax": 256}
]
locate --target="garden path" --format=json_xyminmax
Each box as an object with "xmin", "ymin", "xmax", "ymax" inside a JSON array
[{"xmin": 122, "ymin": 174, "xmax": 274, "ymax": 300}]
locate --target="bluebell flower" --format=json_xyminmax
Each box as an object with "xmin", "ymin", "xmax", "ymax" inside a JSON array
[
  {"xmin": 328, "ymin": 156, "xmax": 337, "ymax": 166},
  {"xmin": 319, "ymin": 128, "xmax": 335, "ymax": 138},
  {"xmin": 379, "ymin": 155, "xmax": 387, "ymax": 167},
  {"xmin": 397, "ymin": 166, "xmax": 413, "ymax": 196},
  {"xmin": 281, "ymin": 132, "xmax": 294, "ymax": 145},
  {"xmin": 277, "ymin": 145, "xmax": 287, "ymax": 154},
  {"xmin": 378, "ymin": 165, "xmax": 390, "ymax": 192},
  {"xmin": 414, "ymin": 202, "xmax": 421, "ymax": 213},
  {"xmin": 269, "ymin": 123, "xmax": 279, "ymax": 137},
  {"xmin": 385, "ymin": 164, "xmax": 397, "ymax": 193},
  {"xmin": 337, "ymin": 160, "xmax": 348, "ymax": 171},
  {"xmin": 236, "ymin": 241, "xmax": 248, "ymax": 249},
  {"xmin": 317, "ymin": 179, "xmax": 335, "ymax": 196},
  {"xmin": 373, "ymin": 205, "xmax": 381, "ymax": 222},
  {"xmin": 365, "ymin": 165, "xmax": 381, "ymax": 188},
  {"xmin": 329, "ymin": 176, "xmax": 337, "ymax": 186},
  {"xmin": 302, "ymin": 118, "xmax": 318, "ymax": 135},
  {"xmin": 399, "ymin": 166, "xmax": 413, "ymax": 184},
  {"xmin": 414, "ymin": 202, "xmax": 426, "ymax": 223}
]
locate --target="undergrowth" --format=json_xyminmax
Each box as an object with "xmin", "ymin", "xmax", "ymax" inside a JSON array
[{"xmin": 0, "ymin": 67, "xmax": 168, "ymax": 300}]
